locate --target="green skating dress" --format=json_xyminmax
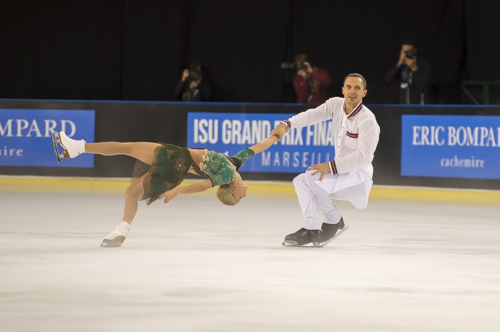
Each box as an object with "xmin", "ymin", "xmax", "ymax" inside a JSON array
[{"xmin": 141, "ymin": 144, "xmax": 254, "ymax": 205}]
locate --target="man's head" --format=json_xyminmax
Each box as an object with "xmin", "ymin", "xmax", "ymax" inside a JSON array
[
  {"xmin": 190, "ymin": 61, "xmax": 201, "ymax": 72},
  {"xmin": 343, "ymin": 73, "xmax": 367, "ymax": 90},
  {"xmin": 295, "ymin": 54, "xmax": 309, "ymax": 77},
  {"xmin": 342, "ymin": 73, "xmax": 367, "ymax": 107},
  {"xmin": 297, "ymin": 64, "xmax": 308, "ymax": 78},
  {"xmin": 188, "ymin": 70, "xmax": 201, "ymax": 89},
  {"xmin": 216, "ymin": 172, "xmax": 248, "ymax": 206},
  {"xmin": 189, "ymin": 69, "xmax": 201, "ymax": 82},
  {"xmin": 401, "ymin": 39, "xmax": 418, "ymax": 58},
  {"xmin": 295, "ymin": 54, "xmax": 307, "ymax": 65}
]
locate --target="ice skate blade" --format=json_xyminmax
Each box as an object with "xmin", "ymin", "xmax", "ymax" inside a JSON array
[
  {"xmin": 57, "ymin": 131, "xmax": 71, "ymax": 159},
  {"xmin": 319, "ymin": 225, "xmax": 349, "ymax": 247},
  {"xmin": 282, "ymin": 241, "xmax": 323, "ymax": 248},
  {"xmin": 51, "ymin": 131, "xmax": 62, "ymax": 163},
  {"xmin": 101, "ymin": 236, "xmax": 125, "ymax": 247}
]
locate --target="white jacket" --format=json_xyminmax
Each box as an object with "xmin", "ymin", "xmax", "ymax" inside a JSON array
[{"xmin": 284, "ymin": 97, "xmax": 380, "ymax": 178}]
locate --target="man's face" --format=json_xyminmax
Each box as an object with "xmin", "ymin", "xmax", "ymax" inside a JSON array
[
  {"xmin": 342, "ymin": 77, "xmax": 367, "ymax": 107},
  {"xmin": 401, "ymin": 44, "xmax": 416, "ymax": 55}
]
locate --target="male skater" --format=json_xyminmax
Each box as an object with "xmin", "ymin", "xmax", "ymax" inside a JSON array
[{"xmin": 272, "ymin": 73, "xmax": 380, "ymax": 247}]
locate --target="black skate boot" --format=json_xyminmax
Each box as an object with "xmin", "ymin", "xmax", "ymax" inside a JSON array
[
  {"xmin": 320, "ymin": 218, "xmax": 348, "ymax": 246},
  {"xmin": 282, "ymin": 228, "xmax": 322, "ymax": 247}
]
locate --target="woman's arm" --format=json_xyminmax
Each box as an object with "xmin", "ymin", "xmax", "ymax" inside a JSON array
[
  {"xmin": 159, "ymin": 179, "xmax": 213, "ymax": 203},
  {"xmin": 248, "ymin": 132, "xmax": 283, "ymax": 155}
]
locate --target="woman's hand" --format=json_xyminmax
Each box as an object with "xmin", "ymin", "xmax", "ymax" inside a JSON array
[
  {"xmin": 159, "ymin": 188, "xmax": 179, "ymax": 203},
  {"xmin": 271, "ymin": 124, "xmax": 288, "ymax": 141}
]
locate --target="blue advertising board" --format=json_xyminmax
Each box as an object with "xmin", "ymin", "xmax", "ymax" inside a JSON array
[
  {"xmin": 0, "ymin": 109, "xmax": 95, "ymax": 167},
  {"xmin": 187, "ymin": 112, "xmax": 335, "ymax": 173},
  {"xmin": 401, "ymin": 115, "xmax": 500, "ymax": 179}
]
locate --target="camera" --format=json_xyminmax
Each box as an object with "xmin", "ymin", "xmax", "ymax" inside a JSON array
[
  {"xmin": 405, "ymin": 50, "xmax": 414, "ymax": 59},
  {"xmin": 189, "ymin": 69, "xmax": 201, "ymax": 81},
  {"xmin": 297, "ymin": 62, "xmax": 308, "ymax": 72}
]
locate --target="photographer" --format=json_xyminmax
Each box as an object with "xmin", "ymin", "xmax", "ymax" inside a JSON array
[
  {"xmin": 385, "ymin": 39, "xmax": 430, "ymax": 104},
  {"xmin": 292, "ymin": 54, "xmax": 331, "ymax": 104},
  {"xmin": 174, "ymin": 62, "xmax": 212, "ymax": 101}
]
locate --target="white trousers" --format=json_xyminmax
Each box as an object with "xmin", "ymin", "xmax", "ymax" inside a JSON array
[{"xmin": 293, "ymin": 170, "xmax": 373, "ymax": 230}]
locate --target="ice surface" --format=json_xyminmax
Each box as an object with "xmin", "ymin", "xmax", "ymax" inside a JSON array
[{"xmin": 1, "ymin": 191, "xmax": 499, "ymax": 332}]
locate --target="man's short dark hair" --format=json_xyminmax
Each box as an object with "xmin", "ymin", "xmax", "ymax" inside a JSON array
[
  {"xmin": 295, "ymin": 53, "xmax": 307, "ymax": 64},
  {"xmin": 344, "ymin": 73, "xmax": 367, "ymax": 90},
  {"xmin": 190, "ymin": 61, "xmax": 201, "ymax": 71},
  {"xmin": 402, "ymin": 38, "xmax": 418, "ymax": 49}
]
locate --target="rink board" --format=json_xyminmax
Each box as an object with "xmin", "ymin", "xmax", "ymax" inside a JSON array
[{"xmin": 1, "ymin": 176, "xmax": 499, "ymax": 206}]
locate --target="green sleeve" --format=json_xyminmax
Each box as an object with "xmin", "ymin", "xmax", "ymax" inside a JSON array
[{"xmin": 230, "ymin": 148, "xmax": 255, "ymax": 170}]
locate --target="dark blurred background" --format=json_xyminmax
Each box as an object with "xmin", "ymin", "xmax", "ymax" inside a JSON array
[{"xmin": 0, "ymin": 0, "xmax": 499, "ymax": 105}]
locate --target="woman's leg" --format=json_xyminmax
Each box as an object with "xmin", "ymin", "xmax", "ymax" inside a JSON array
[
  {"xmin": 85, "ymin": 142, "xmax": 162, "ymax": 165},
  {"xmin": 101, "ymin": 171, "xmax": 149, "ymax": 247},
  {"xmin": 122, "ymin": 172, "xmax": 148, "ymax": 223}
]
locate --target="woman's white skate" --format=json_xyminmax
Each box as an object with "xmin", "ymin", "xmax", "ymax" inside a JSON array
[
  {"xmin": 52, "ymin": 131, "xmax": 86, "ymax": 163},
  {"xmin": 101, "ymin": 235, "xmax": 126, "ymax": 247},
  {"xmin": 101, "ymin": 222, "xmax": 130, "ymax": 247}
]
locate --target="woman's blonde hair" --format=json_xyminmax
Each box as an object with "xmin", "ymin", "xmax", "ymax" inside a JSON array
[{"xmin": 217, "ymin": 184, "xmax": 236, "ymax": 206}]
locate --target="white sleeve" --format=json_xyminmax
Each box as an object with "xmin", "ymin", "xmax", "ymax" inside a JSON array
[{"xmin": 288, "ymin": 98, "xmax": 340, "ymax": 128}]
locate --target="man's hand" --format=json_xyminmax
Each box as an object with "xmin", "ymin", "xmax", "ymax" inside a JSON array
[
  {"xmin": 159, "ymin": 188, "xmax": 179, "ymax": 203},
  {"xmin": 308, "ymin": 162, "xmax": 331, "ymax": 181},
  {"xmin": 181, "ymin": 69, "xmax": 189, "ymax": 81},
  {"xmin": 397, "ymin": 50, "xmax": 418, "ymax": 71},
  {"xmin": 271, "ymin": 124, "xmax": 288, "ymax": 141},
  {"xmin": 190, "ymin": 80, "xmax": 200, "ymax": 88},
  {"xmin": 304, "ymin": 61, "xmax": 313, "ymax": 74},
  {"xmin": 397, "ymin": 50, "xmax": 407, "ymax": 67},
  {"xmin": 405, "ymin": 56, "xmax": 418, "ymax": 72},
  {"xmin": 297, "ymin": 69, "xmax": 307, "ymax": 79}
]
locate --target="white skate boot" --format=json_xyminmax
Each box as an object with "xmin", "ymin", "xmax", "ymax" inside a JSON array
[
  {"xmin": 101, "ymin": 222, "xmax": 130, "ymax": 247},
  {"xmin": 52, "ymin": 131, "xmax": 86, "ymax": 163}
]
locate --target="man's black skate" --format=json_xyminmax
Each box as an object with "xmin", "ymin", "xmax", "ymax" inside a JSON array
[
  {"xmin": 282, "ymin": 228, "xmax": 322, "ymax": 247},
  {"xmin": 320, "ymin": 218, "xmax": 348, "ymax": 246}
]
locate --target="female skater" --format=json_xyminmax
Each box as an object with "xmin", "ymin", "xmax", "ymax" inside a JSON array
[{"xmin": 52, "ymin": 129, "xmax": 284, "ymax": 247}]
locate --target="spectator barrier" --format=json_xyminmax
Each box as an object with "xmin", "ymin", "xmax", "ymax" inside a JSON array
[{"xmin": 1, "ymin": 99, "xmax": 499, "ymax": 191}]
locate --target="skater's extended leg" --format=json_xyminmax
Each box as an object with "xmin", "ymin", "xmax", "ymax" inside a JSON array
[
  {"xmin": 86, "ymin": 142, "xmax": 162, "ymax": 165},
  {"xmin": 54, "ymin": 131, "xmax": 162, "ymax": 165}
]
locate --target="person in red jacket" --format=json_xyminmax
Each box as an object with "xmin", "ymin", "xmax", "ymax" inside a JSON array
[{"xmin": 292, "ymin": 54, "xmax": 331, "ymax": 104}]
